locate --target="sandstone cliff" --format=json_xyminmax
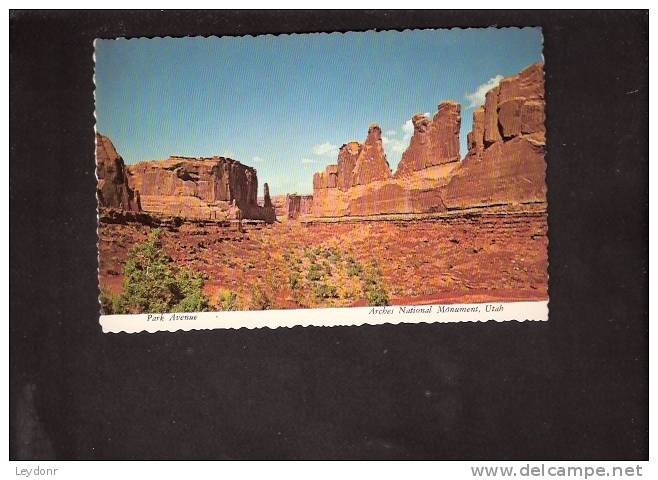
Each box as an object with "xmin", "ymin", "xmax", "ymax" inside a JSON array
[
  {"xmin": 96, "ymin": 133, "xmax": 140, "ymax": 212},
  {"xmin": 311, "ymin": 103, "xmax": 462, "ymax": 217},
  {"xmin": 336, "ymin": 142, "xmax": 361, "ymax": 191},
  {"xmin": 267, "ymin": 195, "xmax": 288, "ymax": 218},
  {"xmin": 313, "ymin": 124, "xmax": 392, "ymax": 193},
  {"xmin": 443, "ymin": 62, "xmax": 546, "ymax": 209},
  {"xmin": 285, "ymin": 194, "xmax": 314, "ymax": 219},
  {"xmin": 352, "ymin": 124, "xmax": 393, "ymax": 185},
  {"xmin": 395, "ymin": 101, "xmax": 461, "ymax": 177},
  {"xmin": 126, "ymin": 155, "xmax": 275, "ymax": 222},
  {"xmin": 309, "ymin": 62, "xmax": 546, "ymax": 218}
]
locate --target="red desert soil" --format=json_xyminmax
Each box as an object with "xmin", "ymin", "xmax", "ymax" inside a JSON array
[{"xmin": 98, "ymin": 211, "xmax": 548, "ymax": 310}]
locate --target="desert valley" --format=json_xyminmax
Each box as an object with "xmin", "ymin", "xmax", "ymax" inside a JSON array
[{"xmin": 97, "ymin": 63, "xmax": 548, "ymax": 314}]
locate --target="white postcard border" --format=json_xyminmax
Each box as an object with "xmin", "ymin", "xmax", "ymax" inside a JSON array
[{"xmin": 100, "ymin": 300, "xmax": 548, "ymax": 333}]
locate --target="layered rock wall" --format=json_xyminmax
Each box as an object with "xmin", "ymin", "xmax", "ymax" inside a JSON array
[
  {"xmin": 395, "ymin": 101, "xmax": 461, "ymax": 177},
  {"xmin": 336, "ymin": 142, "xmax": 361, "ymax": 191},
  {"xmin": 443, "ymin": 62, "xmax": 546, "ymax": 209},
  {"xmin": 96, "ymin": 133, "xmax": 141, "ymax": 212},
  {"xmin": 126, "ymin": 155, "xmax": 275, "ymax": 222},
  {"xmin": 268, "ymin": 195, "xmax": 288, "ymax": 218},
  {"xmin": 313, "ymin": 125, "xmax": 392, "ymax": 193},
  {"xmin": 351, "ymin": 125, "xmax": 393, "ymax": 185},
  {"xmin": 310, "ymin": 62, "xmax": 546, "ymax": 218},
  {"xmin": 311, "ymin": 104, "xmax": 461, "ymax": 217},
  {"xmin": 285, "ymin": 194, "xmax": 314, "ymax": 219}
]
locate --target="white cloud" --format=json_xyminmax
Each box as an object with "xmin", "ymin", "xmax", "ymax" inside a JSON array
[
  {"xmin": 301, "ymin": 158, "xmax": 317, "ymax": 164},
  {"xmin": 465, "ymin": 75, "xmax": 503, "ymax": 108},
  {"xmin": 401, "ymin": 112, "xmax": 429, "ymax": 141},
  {"xmin": 402, "ymin": 119, "xmax": 414, "ymax": 139},
  {"xmin": 252, "ymin": 156, "xmax": 265, "ymax": 163},
  {"xmin": 312, "ymin": 142, "xmax": 339, "ymax": 157},
  {"xmin": 380, "ymin": 114, "xmax": 431, "ymax": 158},
  {"xmin": 391, "ymin": 139, "xmax": 408, "ymax": 153},
  {"xmin": 382, "ymin": 135, "xmax": 408, "ymax": 154}
]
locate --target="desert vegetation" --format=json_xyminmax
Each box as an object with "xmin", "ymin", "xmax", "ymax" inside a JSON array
[
  {"xmin": 98, "ymin": 211, "xmax": 548, "ymax": 314},
  {"xmin": 282, "ymin": 244, "xmax": 389, "ymax": 308},
  {"xmin": 99, "ymin": 227, "xmax": 390, "ymax": 314},
  {"xmin": 99, "ymin": 229, "xmax": 212, "ymax": 315}
]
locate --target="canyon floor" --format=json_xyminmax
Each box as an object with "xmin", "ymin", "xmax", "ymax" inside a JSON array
[{"xmin": 98, "ymin": 209, "xmax": 548, "ymax": 311}]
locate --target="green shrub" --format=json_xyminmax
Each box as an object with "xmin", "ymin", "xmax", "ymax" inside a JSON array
[
  {"xmin": 173, "ymin": 290, "xmax": 211, "ymax": 313},
  {"xmin": 361, "ymin": 260, "xmax": 390, "ymax": 306},
  {"xmin": 304, "ymin": 249, "xmax": 316, "ymax": 263},
  {"xmin": 360, "ymin": 261, "xmax": 382, "ymax": 288},
  {"xmin": 366, "ymin": 284, "xmax": 389, "ymax": 306},
  {"xmin": 99, "ymin": 289, "xmax": 119, "ymax": 315},
  {"xmin": 112, "ymin": 295, "xmax": 126, "ymax": 314},
  {"xmin": 346, "ymin": 257, "xmax": 363, "ymax": 277},
  {"xmin": 327, "ymin": 248, "xmax": 341, "ymax": 264},
  {"xmin": 216, "ymin": 289, "xmax": 240, "ymax": 311},
  {"xmin": 322, "ymin": 261, "xmax": 333, "ymax": 275},
  {"xmin": 361, "ymin": 273, "xmax": 378, "ymax": 289},
  {"xmin": 115, "ymin": 229, "xmax": 211, "ymax": 314},
  {"xmin": 249, "ymin": 284, "xmax": 272, "ymax": 310},
  {"xmin": 314, "ymin": 283, "xmax": 338, "ymax": 300},
  {"xmin": 307, "ymin": 264, "xmax": 323, "ymax": 282},
  {"xmin": 366, "ymin": 259, "xmax": 383, "ymax": 276},
  {"xmin": 288, "ymin": 272, "xmax": 300, "ymax": 289}
]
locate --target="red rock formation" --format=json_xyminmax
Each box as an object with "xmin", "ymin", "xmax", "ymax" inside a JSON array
[
  {"xmin": 314, "ymin": 125, "xmax": 391, "ymax": 192},
  {"xmin": 263, "ymin": 183, "xmax": 273, "ymax": 209},
  {"xmin": 128, "ymin": 156, "xmax": 256, "ymax": 208},
  {"xmin": 521, "ymin": 100, "xmax": 546, "ymax": 138},
  {"xmin": 127, "ymin": 155, "xmax": 275, "ymax": 222},
  {"xmin": 336, "ymin": 142, "xmax": 362, "ymax": 191},
  {"xmin": 258, "ymin": 183, "xmax": 276, "ymax": 223},
  {"xmin": 268, "ymin": 195, "xmax": 288, "ymax": 218},
  {"xmin": 312, "ymin": 124, "xmax": 392, "ymax": 215},
  {"xmin": 96, "ymin": 133, "xmax": 140, "ymax": 211},
  {"xmin": 312, "ymin": 164, "xmax": 338, "ymax": 190},
  {"xmin": 483, "ymin": 86, "xmax": 502, "ymax": 146},
  {"xmin": 432, "ymin": 101, "xmax": 462, "ymax": 163},
  {"xmin": 394, "ymin": 113, "xmax": 432, "ymax": 177},
  {"xmin": 351, "ymin": 124, "xmax": 392, "ymax": 185},
  {"xmin": 285, "ymin": 194, "xmax": 314, "ymax": 219},
  {"xmin": 498, "ymin": 62, "xmax": 544, "ymax": 104},
  {"xmin": 311, "ymin": 108, "xmax": 460, "ymax": 217},
  {"xmin": 312, "ymin": 161, "xmax": 459, "ymax": 218},
  {"xmin": 482, "ymin": 63, "xmax": 545, "ymax": 145},
  {"xmin": 465, "ymin": 106, "xmax": 485, "ymax": 161},
  {"xmin": 395, "ymin": 101, "xmax": 461, "ymax": 177},
  {"xmin": 443, "ymin": 62, "xmax": 546, "ymax": 209},
  {"xmin": 443, "ymin": 137, "xmax": 546, "ymax": 209},
  {"xmin": 310, "ymin": 62, "xmax": 546, "ymax": 218}
]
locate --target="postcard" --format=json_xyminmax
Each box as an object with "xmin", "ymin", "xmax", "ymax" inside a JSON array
[{"xmin": 95, "ymin": 28, "xmax": 548, "ymax": 332}]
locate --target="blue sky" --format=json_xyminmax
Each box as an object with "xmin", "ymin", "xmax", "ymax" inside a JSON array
[{"xmin": 95, "ymin": 28, "xmax": 542, "ymax": 195}]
